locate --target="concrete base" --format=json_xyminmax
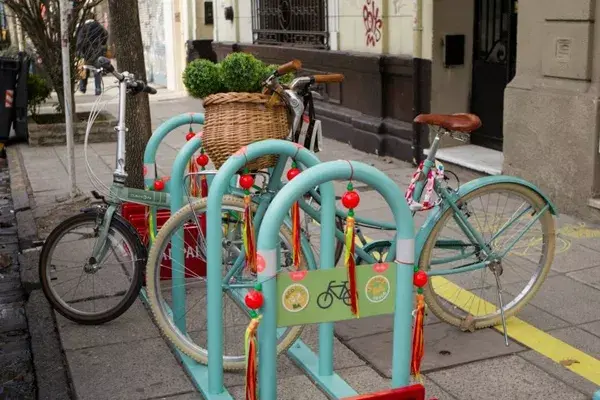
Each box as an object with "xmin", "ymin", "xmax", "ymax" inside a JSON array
[
  {"xmin": 503, "ymin": 80, "xmax": 600, "ymax": 222},
  {"xmin": 27, "ymin": 111, "xmax": 117, "ymax": 147}
]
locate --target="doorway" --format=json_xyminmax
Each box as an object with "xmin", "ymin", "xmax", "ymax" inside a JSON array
[{"xmin": 470, "ymin": 0, "xmax": 517, "ymax": 151}]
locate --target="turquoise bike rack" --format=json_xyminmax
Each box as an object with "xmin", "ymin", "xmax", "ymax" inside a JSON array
[
  {"xmin": 140, "ymin": 112, "xmax": 206, "ymax": 245},
  {"xmin": 201, "ymin": 140, "xmax": 329, "ymax": 398},
  {"xmin": 142, "ymin": 112, "xmax": 205, "ymax": 192},
  {"xmin": 256, "ymin": 160, "xmax": 415, "ymax": 399}
]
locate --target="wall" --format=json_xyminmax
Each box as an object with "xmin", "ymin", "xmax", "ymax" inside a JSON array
[
  {"xmin": 503, "ymin": 0, "xmax": 600, "ymax": 220},
  {"xmin": 195, "ymin": 0, "xmax": 214, "ymax": 39},
  {"xmin": 211, "ymin": 0, "xmax": 415, "ymax": 56},
  {"xmin": 212, "ymin": 0, "xmax": 253, "ymax": 43},
  {"xmin": 338, "ymin": 0, "xmax": 413, "ymax": 55},
  {"xmin": 428, "ymin": 0, "xmax": 474, "ymax": 148}
]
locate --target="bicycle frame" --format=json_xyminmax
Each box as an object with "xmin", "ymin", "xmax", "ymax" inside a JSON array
[{"xmin": 218, "ymin": 128, "xmax": 558, "ymax": 287}]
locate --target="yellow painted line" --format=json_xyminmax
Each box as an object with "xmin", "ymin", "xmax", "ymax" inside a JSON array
[
  {"xmin": 432, "ymin": 277, "xmax": 600, "ymax": 385},
  {"xmin": 343, "ymin": 225, "xmax": 600, "ymax": 385}
]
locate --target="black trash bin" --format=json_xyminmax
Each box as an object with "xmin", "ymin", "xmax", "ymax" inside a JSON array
[
  {"xmin": 0, "ymin": 57, "xmax": 20, "ymax": 142},
  {"xmin": 13, "ymin": 53, "xmax": 31, "ymax": 142}
]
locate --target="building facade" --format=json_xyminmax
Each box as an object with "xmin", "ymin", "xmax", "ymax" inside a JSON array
[
  {"xmin": 137, "ymin": 0, "xmax": 214, "ymax": 91},
  {"xmin": 206, "ymin": 0, "xmax": 600, "ymax": 220}
]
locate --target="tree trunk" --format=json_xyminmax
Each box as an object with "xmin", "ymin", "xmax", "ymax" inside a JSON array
[{"xmin": 107, "ymin": 0, "xmax": 152, "ymax": 189}]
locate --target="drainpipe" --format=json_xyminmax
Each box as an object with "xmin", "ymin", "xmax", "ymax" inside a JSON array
[{"xmin": 411, "ymin": 0, "xmax": 424, "ymax": 165}]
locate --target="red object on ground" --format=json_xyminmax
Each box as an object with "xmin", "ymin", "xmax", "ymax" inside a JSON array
[
  {"xmin": 121, "ymin": 202, "xmax": 206, "ymax": 280},
  {"xmin": 342, "ymin": 384, "xmax": 425, "ymax": 400}
]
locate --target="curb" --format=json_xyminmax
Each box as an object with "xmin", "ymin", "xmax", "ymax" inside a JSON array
[{"xmin": 6, "ymin": 145, "xmax": 74, "ymax": 400}]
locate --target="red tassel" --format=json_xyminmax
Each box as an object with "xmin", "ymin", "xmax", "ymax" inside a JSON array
[
  {"xmin": 291, "ymin": 202, "xmax": 301, "ymax": 270},
  {"xmin": 348, "ymin": 230, "xmax": 358, "ymax": 315},
  {"xmin": 243, "ymin": 195, "xmax": 257, "ymax": 273},
  {"xmin": 411, "ymin": 293, "xmax": 425, "ymax": 379},
  {"xmin": 188, "ymin": 160, "xmax": 199, "ymax": 197},
  {"xmin": 201, "ymin": 175, "xmax": 208, "ymax": 198},
  {"xmin": 245, "ymin": 339, "xmax": 258, "ymax": 400}
]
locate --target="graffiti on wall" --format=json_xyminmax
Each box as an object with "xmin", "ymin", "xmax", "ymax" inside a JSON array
[{"xmin": 363, "ymin": 0, "xmax": 382, "ymax": 47}]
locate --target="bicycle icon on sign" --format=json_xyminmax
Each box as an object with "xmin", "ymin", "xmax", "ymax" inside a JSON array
[{"xmin": 317, "ymin": 280, "xmax": 352, "ymax": 309}]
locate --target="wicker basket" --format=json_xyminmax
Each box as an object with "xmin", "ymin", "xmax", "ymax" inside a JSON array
[{"xmin": 201, "ymin": 92, "xmax": 289, "ymax": 171}]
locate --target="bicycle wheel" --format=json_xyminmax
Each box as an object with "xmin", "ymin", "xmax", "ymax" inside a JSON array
[
  {"xmin": 145, "ymin": 195, "xmax": 307, "ymax": 370},
  {"xmin": 39, "ymin": 209, "xmax": 146, "ymax": 325},
  {"xmin": 419, "ymin": 183, "xmax": 556, "ymax": 330}
]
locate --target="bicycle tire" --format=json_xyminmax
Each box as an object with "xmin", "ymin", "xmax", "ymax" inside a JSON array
[
  {"xmin": 419, "ymin": 182, "xmax": 556, "ymax": 329},
  {"xmin": 39, "ymin": 210, "xmax": 146, "ymax": 325},
  {"xmin": 145, "ymin": 195, "xmax": 305, "ymax": 370}
]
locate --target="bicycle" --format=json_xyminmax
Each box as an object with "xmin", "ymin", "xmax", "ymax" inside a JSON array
[
  {"xmin": 37, "ymin": 56, "xmax": 184, "ymax": 325},
  {"xmin": 317, "ymin": 280, "xmax": 352, "ymax": 308},
  {"xmin": 144, "ymin": 60, "xmax": 557, "ymax": 369}
]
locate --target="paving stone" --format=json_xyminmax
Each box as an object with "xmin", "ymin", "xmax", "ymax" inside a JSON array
[
  {"xmin": 519, "ymin": 350, "xmax": 600, "ymax": 397},
  {"xmin": 0, "ymin": 303, "xmax": 28, "ymax": 333},
  {"xmin": 143, "ymin": 392, "xmax": 200, "ymax": 400},
  {"xmin": 546, "ymin": 326, "xmax": 600, "ymax": 358},
  {"xmin": 26, "ymin": 290, "xmax": 71, "ymax": 400},
  {"xmin": 567, "ymin": 265, "xmax": 600, "ymax": 290},
  {"xmin": 506, "ymin": 275, "xmax": 600, "ymax": 325},
  {"xmin": 335, "ymin": 311, "xmax": 441, "ymax": 342},
  {"xmin": 300, "ymin": 324, "xmax": 366, "ymax": 370},
  {"xmin": 65, "ymin": 337, "xmax": 195, "ymax": 400},
  {"xmin": 18, "ymin": 248, "xmax": 42, "ymax": 292},
  {"xmin": 555, "ymin": 214, "xmax": 600, "ymax": 253},
  {"xmin": 511, "ymin": 302, "xmax": 570, "ymax": 331},
  {"xmin": 427, "ymin": 355, "xmax": 587, "ymax": 400},
  {"xmin": 548, "ymin": 242, "xmax": 600, "ymax": 274},
  {"xmin": 346, "ymin": 324, "xmax": 522, "ymax": 378},
  {"xmin": 56, "ymin": 299, "xmax": 162, "ymax": 350},
  {"xmin": 229, "ymin": 374, "xmax": 328, "ymax": 400},
  {"xmin": 579, "ymin": 320, "xmax": 600, "ymax": 338}
]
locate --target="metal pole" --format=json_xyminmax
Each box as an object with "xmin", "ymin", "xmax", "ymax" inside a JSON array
[
  {"xmin": 15, "ymin": 16, "xmax": 23, "ymax": 51},
  {"xmin": 60, "ymin": 0, "xmax": 77, "ymax": 198}
]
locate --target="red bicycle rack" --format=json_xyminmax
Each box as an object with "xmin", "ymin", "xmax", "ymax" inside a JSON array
[{"xmin": 342, "ymin": 384, "xmax": 426, "ymax": 400}]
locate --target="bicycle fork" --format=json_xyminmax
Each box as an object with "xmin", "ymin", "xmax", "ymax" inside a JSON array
[{"xmin": 89, "ymin": 205, "xmax": 118, "ymax": 269}]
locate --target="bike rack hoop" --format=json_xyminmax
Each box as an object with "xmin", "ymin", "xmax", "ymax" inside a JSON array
[{"xmin": 256, "ymin": 160, "xmax": 415, "ymax": 399}]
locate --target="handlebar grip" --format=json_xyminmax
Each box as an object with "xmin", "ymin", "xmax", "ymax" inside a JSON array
[
  {"xmin": 313, "ymin": 74, "xmax": 345, "ymax": 84},
  {"xmin": 96, "ymin": 56, "xmax": 114, "ymax": 73},
  {"xmin": 277, "ymin": 59, "xmax": 302, "ymax": 75},
  {"xmin": 143, "ymin": 85, "xmax": 157, "ymax": 95}
]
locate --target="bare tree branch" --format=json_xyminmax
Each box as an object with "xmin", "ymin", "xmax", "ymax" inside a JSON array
[{"xmin": 5, "ymin": 0, "xmax": 107, "ymax": 115}]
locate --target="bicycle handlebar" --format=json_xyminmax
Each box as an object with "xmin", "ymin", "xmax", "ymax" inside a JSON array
[
  {"xmin": 313, "ymin": 74, "xmax": 344, "ymax": 84},
  {"xmin": 277, "ymin": 59, "xmax": 302, "ymax": 75},
  {"xmin": 93, "ymin": 57, "xmax": 156, "ymax": 95}
]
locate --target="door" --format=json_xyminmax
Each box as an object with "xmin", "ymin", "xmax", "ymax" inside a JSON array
[
  {"xmin": 470, "ymin": 0, "xmax": 517, "ymax": 151},
  {"xmin": 139, "ymin": 0, "xmax": 168, "ymax": 86}
]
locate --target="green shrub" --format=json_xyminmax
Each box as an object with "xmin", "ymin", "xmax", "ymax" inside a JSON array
[
  {"xmin": 27, "ymin": 74, "xmax": 52, "ymax": 117},
  {"xmin": 183, "ymin": 59, "xmax": 224, "ymax": 99},
  {"xmin": 264, "ymin": 64, "xmax": 294, "ymax": 86},
  {"xmin": 220, "ymin": 52, "xmax": 265, "ymax": 93}
]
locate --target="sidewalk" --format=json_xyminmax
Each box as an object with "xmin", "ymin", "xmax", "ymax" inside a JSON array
[{"xmin": 8, "ymin": 95, "xmax": 600, "ymax": 399}]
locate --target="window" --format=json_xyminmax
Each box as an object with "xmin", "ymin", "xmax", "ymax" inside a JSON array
[{"xmin": 251, "ymin": 0, "xmax": 328, "ymax": 49}]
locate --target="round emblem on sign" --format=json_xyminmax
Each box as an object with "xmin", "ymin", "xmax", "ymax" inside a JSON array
[
  {"xmin": 365, "ymin": 275, "xmax": 390, "ymax": 303},
  {"xmin": 281, "ymin": 283, "xmax": 309, "ymax": 313}
]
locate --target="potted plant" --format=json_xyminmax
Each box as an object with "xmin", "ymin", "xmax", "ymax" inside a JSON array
[{"xmin": 183, "ymin": 52, "xmax": 296, "ymax": 171}]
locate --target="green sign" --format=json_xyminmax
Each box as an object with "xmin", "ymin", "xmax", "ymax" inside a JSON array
[{"xmin": 276, "ymin": 263, "xmax": 398, "ymax": 327}]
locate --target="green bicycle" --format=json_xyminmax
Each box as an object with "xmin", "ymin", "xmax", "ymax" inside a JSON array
[{"xmin": 143, "ymin": 62, "xmax": 557, "ymax": 370}]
